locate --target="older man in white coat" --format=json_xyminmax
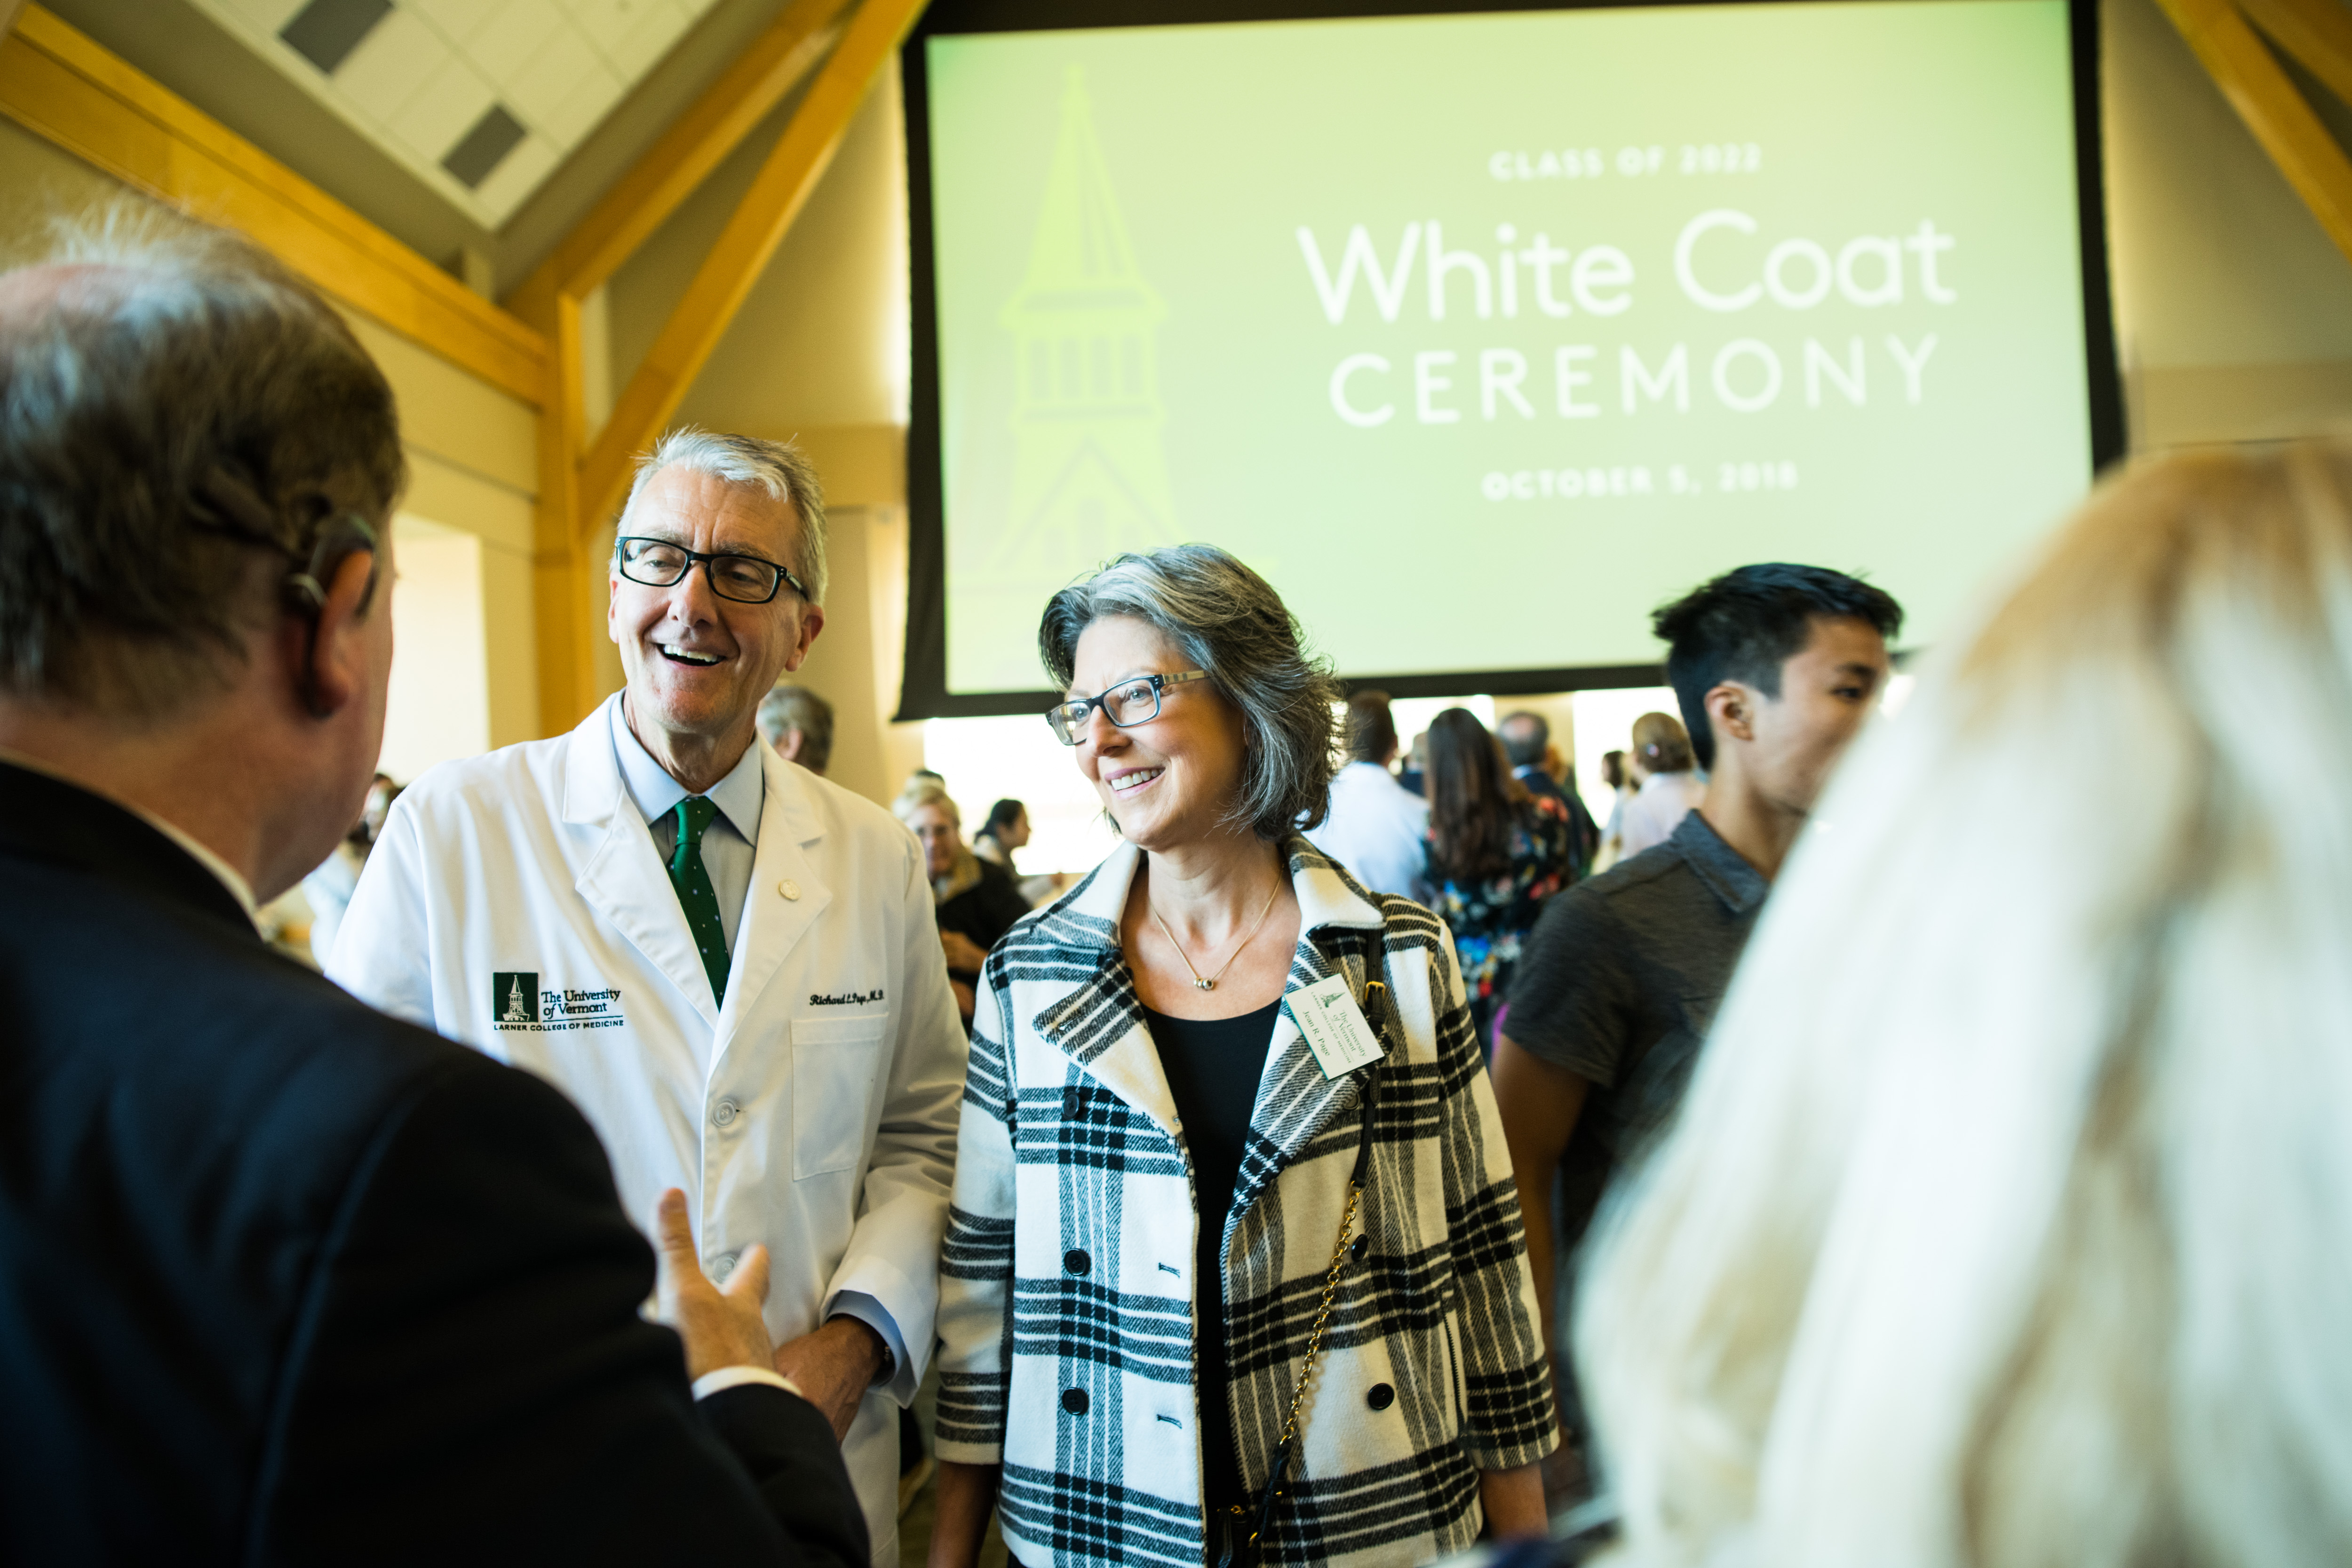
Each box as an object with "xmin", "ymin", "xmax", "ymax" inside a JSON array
[{"xmin": 332, "ymin": 430, "xmax": 964, "ymax": 1564}]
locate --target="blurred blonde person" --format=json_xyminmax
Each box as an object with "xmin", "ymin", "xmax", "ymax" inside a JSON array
[
  {"xmin": 1576, "ymin": 442, "xmax": 2352, "ymax": 1568},
  {"xmin": 894, "ymin": 782, "xmax": 1027, "ymax": 1031},
  {"xmin": 1614, "ymin": 712, "xmax": 1704, "ymax": 859}
]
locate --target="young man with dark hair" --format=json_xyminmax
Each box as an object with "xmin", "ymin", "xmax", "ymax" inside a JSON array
[{"xmin": 1492, "ymin": 562, "xmax": 1901, "ymax": 1494}]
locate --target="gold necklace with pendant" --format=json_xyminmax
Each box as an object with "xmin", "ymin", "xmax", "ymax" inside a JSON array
[{"xmin": 1149, "ymin": 877, "xmax": 1284, "ymax": 992}]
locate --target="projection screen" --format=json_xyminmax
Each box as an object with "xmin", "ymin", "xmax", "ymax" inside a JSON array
[{"xmin": 900, "ymin": 0, "xmax": 2120, "ymax": 716}]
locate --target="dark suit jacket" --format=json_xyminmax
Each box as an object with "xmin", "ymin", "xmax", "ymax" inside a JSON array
[{"xmin": 0, "ymin": 761, "xmax": 870, "ymax": 1567}]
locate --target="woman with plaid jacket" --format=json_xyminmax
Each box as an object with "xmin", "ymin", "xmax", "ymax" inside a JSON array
[{"xmin": 928, "ymin": 547, "xmax": 1554, "ymax": 1568}]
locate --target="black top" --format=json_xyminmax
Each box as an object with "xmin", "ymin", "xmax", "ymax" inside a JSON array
[
  {"xmin": 937, "ymin": 856, "xmax": 1033, "ymax": 980},
  {"xmin": 0, "ymin": 760, "xmax": 869, "ymax": 1567},
  {"xmin": 1505, "ymin": 809, "xmax": 1768, "ymax": 1241},
  {"xmin": 1143, "ymin": 997, "xmax": 1283, "ymax": 1547}
]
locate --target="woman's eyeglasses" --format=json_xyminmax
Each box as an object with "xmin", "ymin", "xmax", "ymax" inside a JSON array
[{"xmin": 1045, "ymin": 670, "xmax": 1208, "ymax": 745}]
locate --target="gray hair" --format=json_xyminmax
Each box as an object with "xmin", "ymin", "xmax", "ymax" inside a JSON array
[
  {"xmin": 1040, "ymin": 544, "xmax": 1341, "ymax": 840},
  {"xmin": 0, "ymin": 201, "xmax": 404, "ymax": 718},
  {"xmin": 623, "ymin": 427, "xmax": 827, "ymax": 605},
  {"xmin": 756, "ymin": 681, "xmax": 833, "ymax": 771}
]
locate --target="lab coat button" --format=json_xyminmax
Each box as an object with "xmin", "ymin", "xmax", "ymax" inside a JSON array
[
  {"xmin": 713, "ymin": 1098, "xmax": 740, "ymax": 1128},
  {"xmin": 712, "ymin": 1250, "xmax": 740, "ymax": 1282},
  {"xmin": 779, "ymin": 880, "xmax": 800, "ymax": 900}
]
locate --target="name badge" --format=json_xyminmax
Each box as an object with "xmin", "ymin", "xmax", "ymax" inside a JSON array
[{"xmin": 1288, "ymin": 973, "xmax": 1386, "ymax": 1081}]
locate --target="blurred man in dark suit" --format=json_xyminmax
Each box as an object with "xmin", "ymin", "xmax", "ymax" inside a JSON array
[
  {"xmin": 1499, "ymin": 710, "xmax": 1598, "ymax": 877},
  {"xmin": 0, "ymin": 208, "xmax": 868, "ymax": 1566}
]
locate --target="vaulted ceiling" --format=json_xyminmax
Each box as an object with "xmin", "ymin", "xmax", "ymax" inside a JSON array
[
  {"xmin": 40, "ymin": 0, "xmax": 803, "ymax": 295},
  {"xmin": 193, "ymin": 0, "xmax": 724, "ymax": 225}
]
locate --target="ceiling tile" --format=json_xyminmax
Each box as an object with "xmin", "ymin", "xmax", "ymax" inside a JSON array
[
  {"xmin": 615, "ymin": 0, "xmax": 691, "ymax": 71},
  {"xmin": 443, "ymin": 103, "xmax": 528, "ymax": 187},
  {"xmin": 563, "ymin": 0, "xmax": 670, "ymax": 60},
  {"xmin": 501, "ymin": 22, "xmax": 596, "ymax": 124},
  {"xmin": 471, "ymin": 131, "xmax": 560, "ymax": 221},
  {"xmin": 537, "ymin": 60, "xmax": 624, "ymax": 149},
  {"xmin": 389, "ymin": 54, "xmax": 499, "ymax": 161},
  {"xmin": 332, "ymin": 8, "xmax": 450, "ymax": 124},
  {"xmin": 408, "ymin": 0, "xmax": 503, "ymax": 44},
  {"xmin": 468, "ymin": 0, "xmax": 566, "ymax": 82}
]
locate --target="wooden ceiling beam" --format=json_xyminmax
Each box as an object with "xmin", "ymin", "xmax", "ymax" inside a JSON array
[
  {"xmin": 573, "ymin": 0, "xmax": 927, "ymax": 534},
  {"xmin": 2239, "ymin": 0, "xmax": 2352, "ymax": 109},
  {"xmin": 507, "ymin": 0, "xmax": 848, "ymax": 325},
  {"xmin": 2156, "ymin": 0, "xmax": 2352, "ymax": 266}
]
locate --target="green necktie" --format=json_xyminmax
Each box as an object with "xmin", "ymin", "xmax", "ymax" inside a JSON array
[{"xmin": 668, "ymin": 796, "xmax": 729, "ymax": 1006}]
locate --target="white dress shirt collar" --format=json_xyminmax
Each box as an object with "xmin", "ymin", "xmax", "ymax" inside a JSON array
[{"xmin": 607, "ymin": 696, "xmax": 765, "ymax": 841}]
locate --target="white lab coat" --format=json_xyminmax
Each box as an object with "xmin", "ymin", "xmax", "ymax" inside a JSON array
[{"xmin": 330, "ymin": 697, "xmax": 966, "ymax": 1563}]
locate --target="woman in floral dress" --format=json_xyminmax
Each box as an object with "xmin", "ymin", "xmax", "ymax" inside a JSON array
[{"xmin": 1420, "ymin": 707, "xmax": 1575, "ymax": 1049}]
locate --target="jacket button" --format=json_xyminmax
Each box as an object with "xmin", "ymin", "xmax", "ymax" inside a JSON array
[
  {"xmin": 712, "ymin": 1097, "xmax": 740, "ymax": 1128},
  {"xmin": 1367, "ymin": 1383, "xmax": 1395, "ymax": 1411},
  {"xmin": 1063, "ymin": 1086, "xmax": 1083, "ymax": 1115},
  {"xmin": 779, "ymin": 880, "xmax": 800, "ymax": 900},
  {"xmin": 1349, "ymin": 1234, "xmax": 1369, "ymax": 1264},
  {"xmin": 1062, "ymin": 1387, "xmax": 1089, "ymax": 1415},
  {"xmin": 1064, "ymin": 1249, "xmax": 1091, "ymax": 1275}
]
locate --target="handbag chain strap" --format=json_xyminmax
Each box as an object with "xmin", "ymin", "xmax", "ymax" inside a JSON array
[{"xmin": 1243, "ymin": 974, "xmax": 1390, "ymax": 1556}]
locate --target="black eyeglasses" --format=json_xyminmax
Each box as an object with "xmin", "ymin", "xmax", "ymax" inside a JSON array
[
  {"xmin": 615, "ymin": 536, "xmax": 806, "ymax": 604},
  {"xmin": 1047, "ymin": 670, "xmax": 1209, "ymax": 745}
]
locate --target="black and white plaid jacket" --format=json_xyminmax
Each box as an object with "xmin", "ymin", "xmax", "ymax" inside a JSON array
[{"xmin": 936, "ymin": 837, "xmax": 1554, "ymax": 1568}]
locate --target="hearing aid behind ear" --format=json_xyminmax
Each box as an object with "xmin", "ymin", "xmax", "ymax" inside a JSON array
[{"xmin": 282, "ymin": 511, "xmax": 381, "ymax": 617}]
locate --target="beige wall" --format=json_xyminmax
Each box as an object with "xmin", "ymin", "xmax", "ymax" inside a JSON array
[
  {"xmin": 2105, "ymin": 0, "xmax": 2352, "ymax": 446},
  {"xmin": 381, "ymin": 516, "xmax": 491, "ymax": 781},
  {"xmin": 0, "ymin": 115, "xmax": 544, "ymax": 761},
  {"xmin": 335, "ymin": 311, "xmax": 541, "ymax": 753}
]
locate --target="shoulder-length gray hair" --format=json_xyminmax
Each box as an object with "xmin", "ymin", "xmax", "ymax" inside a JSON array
[{"xmin": 1040, "ymin": 545, "xmax": 1341, "ymax": 840}]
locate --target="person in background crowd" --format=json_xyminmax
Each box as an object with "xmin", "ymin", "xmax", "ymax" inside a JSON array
[
  {"xmin": 895, "ymin": 780, "xmax": 1027, "ymax": 1031},
  {"xmin": 0, "ymin": 209, "xmax": 866, "ymax": 1564},
  {"xmin": 969, "ymin": 797, "xmax": 1027, "ymax": 868},
  {"xmin": 1593, "ymin": 749, "xmax": 1633, "ymax": 873},
  {"xmin": 1614, "ymin": 710, "xmax": 1707, "ymax": 859},
  {"xmin": 755, "ymin": 681, "xmax": 833, "ymax": 775},
  {"xmin": 334, "ymin": 428, "xmax": 965, "ymax": 1565},
  {"xmin": 931, "ymin": 546, "xmax": 1552, "ymax": 1568},
  {"xmin": 1493, "ymin": 564, "xmax": 1899, "ymax": 1497},
  {"xmin": 1422, "ymin": 707, "xmax": 1575, "ymax": 1049},
  {"xmin": 301, "ymin": 771, "xmax": 396, "ymax": 965},
  {"xmin": 1303, "ymin": 687, "xmax": 1430, "ymax": 899},
  {"xmin": 1579, "ymin": 445, "xmax": 2352, "ymax": 1568},
  {"xmin": 1498, "ymin": 710, "xmax": 1599, "ymax": 877},
  {"xmin": 1398, "ymin": 728, "xmax": 1428, "ymax": 796}
]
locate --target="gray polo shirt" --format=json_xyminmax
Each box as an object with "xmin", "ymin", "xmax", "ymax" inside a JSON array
[{"xmin": 1506, "ymin": 808, "xmax": 1767, "ymax": 1168}]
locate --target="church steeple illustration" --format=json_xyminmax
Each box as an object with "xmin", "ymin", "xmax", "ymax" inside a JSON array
[{"xmin": 990, "ymin": 67, "xmax": 1176, "ymax": 577}]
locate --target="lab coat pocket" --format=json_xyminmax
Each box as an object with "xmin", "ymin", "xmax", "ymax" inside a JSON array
[{"xmin": 791, "ymin": 1013, "xmax": 891, "ymax": 1179}]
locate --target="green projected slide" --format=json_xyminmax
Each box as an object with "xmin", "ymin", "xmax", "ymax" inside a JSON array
[{"xmin": 923, "ymin": 1, "xmax": 2096, "ymax": 694}]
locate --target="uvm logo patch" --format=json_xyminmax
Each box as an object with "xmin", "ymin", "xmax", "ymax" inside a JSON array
[{"xmin": 493, "ymin": 971, "xmax": 540, "ymax": 1027}]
